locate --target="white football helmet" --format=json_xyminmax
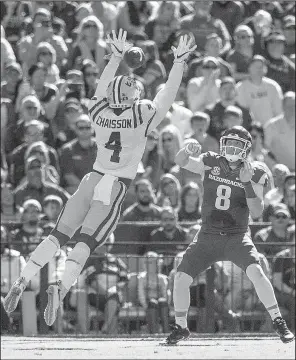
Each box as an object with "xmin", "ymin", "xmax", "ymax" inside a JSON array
[
  {"xmin": 220, "ymin": 126, "xmax": 252, "ymax": 162},
  {"xmin": 107, "ymin": 75, "xmax": 141, "ymax": 108}
]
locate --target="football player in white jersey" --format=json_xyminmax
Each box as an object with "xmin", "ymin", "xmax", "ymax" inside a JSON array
[{"xmin": 3, "ymin": 29, "xmax": 196, "ymax": 326}]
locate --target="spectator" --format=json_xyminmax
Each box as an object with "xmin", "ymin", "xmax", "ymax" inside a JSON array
[
  {"xmin": 40, "ymin": 195, "xmax": 63, "ymax": 236},
  {"xmin": 264, "ymin": 32, "xmax": 295, "ymax": 93},
  {"xmin": 91, "ymin": 1, "xmax": 118, "ymax": 36},
  {"xmin": 17, "ymin": 7, "xmax": 68, "ymax": 74},
  {"xmin": 226, "ymin": 25, "xmax": 255, "ymax": 81},
  {"xmin": 144, "ymin": 1, "xmax": 180, "ymax": 63},
  {"xmin": 186, "ymin": 223, "xmax": 202, "ymax": 242},
  {"xmin": 81, "ymin": 60, "xmax": 99, "ymax": 100},
  {"xmin": 1, "ymin": 225, "xmax": 26, "ymax": 332},
  {"xmin": 70, "ymin": 234, "xmax": 129, "ymax": 334},
  {"xmin": 236, "ymin": 55, "xmax": 283, "ymax": 125},
  {"xmin": 51, "ymin": 1, "xmax": 78, "ymax": 39},
  {"xmin": 137, "ymin": 251, "xmax": 170, "ymax": 333},
  {"xmin": 116, "ymin": 1, "xmax": 153, "ymax": 39},
  {"xmin": 248, "ymin": 122, "xmax": 277, "ymax": 171},
  {"xmin": 13, "ymin": 155, "xmax": 70, "ymax": 209},
  {"xmin": 147, "ymin": 207, "xmax": 188, "ymax": 275},
  {"xmin": 1, "ymin": 97, "xmax": 17, "ymax": 154},
  {"xmin": 23, "ymin": 141, "xmax": 60, "ymax": 186},
  {"xmin": 191, "ymin": 34, "xmax": 233, "ymax": 80},
  {"xmin": 156, "ymin": 174, "xmax": 181, "ymax": 210},
  {"xmin": 8, "ymin": 120, "xmax": 59, "ymax": 188},
  {"xmin": 282, "ymin": 16, "xmax": 295, "ymax": 57},
  {"xmin": 69, "ymin": 15, "xmax": 108, "ymax": 74},
  {"xmin": 59, "ymin": 114, "xmax": 96, "ymax": 194},
  {"xmin": 178, "ymin": 182, "xmax": 201, "ymax": 222},
  {"xmin": 35, "ymin": 42, "xmax": 60, "ymax": 85},
  {"xmin": 0, "ymin": 31, "xmax": 17, "ymax": 79},
  {"xmin": 1, "ymin": 62, "xmax": 23, "ymax": 105},
  {"xmin": 1, "ymin": 148, "xmax": 8, "ymax": 184},
  {"xmin": 122, "ymin": 179, "xmax": 161, "ymax": 222},
  {"xmin": 222, "ymin": 105, "xmax": 243, "ymax": 129},
  {"xmin": 155, "ymin": 84, "xmax": 193, "ymax": 139},
  {"xmin": 74, "ymin": 3, "xmax": 93, "ymax": 29},
  {"xmin": 254, "ymin": 204, "xmax": 294, "ymax": 258},
  {"xmin": 264, "ymin": 165, "xmax": 292, "ymax": 207},
  {"xmin": 210, "ymin": 1, "xmax": 244, "ymax": 37},
  {"xmin": 186, "ymin": 56, "xmax": 221, "ymax": 112},
  {"xmin": 141, "ymin": 129, "xmax": 162, "ymax": 190},
  {"xmin": 243, "ymin": 9, "xmax": 273, "ymax": 55},
  {"xmin": 10, "ymin": 199, "xmax": 44, "ymax": 256},
  {"xmin": 180, "ymin": 0, "xmax": 231, "ymax": 57},
  {"xmin": 185, "ymin": 112, "xmax": 219, "ymax": 153},
  {"xmin": 1, "ymin": 182, "xmax": 21, "ymax": 223},
  {"xmin": 264, "ymin": 92, "xmax": 295, "ymax": 171},
  {"xmin": 282, "ymin": 182, "xmax": 296, "ymax": 221},
  {"xmin": 272, "ymin": 236, "xmax": 295, "ymax": 331},
  {"xmin": 133, "ymin": 40, "xmax": 167, "ymax": 100},
  {"xmin": 158, "ymin": 125, "xmax": 182, "ymax": 174},
  {"xmin": 205, "ymin": 76, "xmax": 253, "ymax": 141}
]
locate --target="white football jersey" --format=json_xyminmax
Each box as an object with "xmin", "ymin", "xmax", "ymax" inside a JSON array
[{"xmin": 88, "ymin": 97, "xmax": 156, "ymax": 179}]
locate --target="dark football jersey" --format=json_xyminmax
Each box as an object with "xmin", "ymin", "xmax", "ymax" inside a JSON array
[{"xmin": 200, "ymin": 152, "xmax": 267, "ymax": 234}]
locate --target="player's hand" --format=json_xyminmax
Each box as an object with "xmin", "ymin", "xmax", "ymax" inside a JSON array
[
  {"xmin": 184, "ymin": 139, "xmax": 201, "ymax": 157},
  {"xmin": 239, "ymin": 160, "xmax": 254, "ymax": 183},
  {"xmin": 106, "ymin": 28, "xmax": 133, "ymax": 58},
  {"xmin": 172, "ymin": 34, "xmax": 197, "ymax": 63}
]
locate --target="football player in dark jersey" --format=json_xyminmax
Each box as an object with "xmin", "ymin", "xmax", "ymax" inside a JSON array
[{"xmin": 166, "ymin": 126, "xmax": 294, "ymax": 344}]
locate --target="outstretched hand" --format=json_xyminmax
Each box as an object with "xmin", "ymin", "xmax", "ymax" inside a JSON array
[
  {"xmin": 106, "ymin": 28, "xmax": 133, "ymax": 58},
  {"xmin": 172, "ymin": 34, "xmax": 197, "ymax": 63}
]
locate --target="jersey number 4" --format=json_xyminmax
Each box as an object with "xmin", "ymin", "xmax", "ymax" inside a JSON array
[
  {"xmin": 104, "ymin": 132, "xmax": 122, "ymax": 163},
  {"xmin": 215, "ymin": 185, "xmax": 231, "ymax": 210}
]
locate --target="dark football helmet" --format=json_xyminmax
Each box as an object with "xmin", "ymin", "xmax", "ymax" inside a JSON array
[{"xmin": 220, "ymin": 126, "xmax": 252, "ymax": 162}]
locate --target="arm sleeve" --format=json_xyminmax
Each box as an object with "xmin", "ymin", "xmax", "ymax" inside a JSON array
[{"xmin": 93, "ymin": 55, "xmax": 122, "ymax": 101}]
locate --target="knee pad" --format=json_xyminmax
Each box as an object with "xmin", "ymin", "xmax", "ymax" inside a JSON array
[
  {"xmin": 148, "ymin": 299, "xmax": 159, "ymax": 308},
  {"xmin": 67, "ymin": 242, "xmax": 91, "ymax": 265}
]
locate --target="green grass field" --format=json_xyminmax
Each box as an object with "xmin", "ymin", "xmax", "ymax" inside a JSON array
[{"xmin": 1, "ymin": 335, "xmax": 295, "ymax": 359}]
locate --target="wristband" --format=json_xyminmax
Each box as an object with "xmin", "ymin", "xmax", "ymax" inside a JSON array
[{"xmin": 242, "ymin": 181, "xmax": 257, "ymax": 199}]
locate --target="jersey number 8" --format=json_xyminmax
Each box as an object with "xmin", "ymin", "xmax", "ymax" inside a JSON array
[
  {"xmin": 104, "ymin": 132, "xmax": 122, "ymax": 163},
  {"xmin": 215, "ymin": 185, "xmax": 231, "ymax": 210}
]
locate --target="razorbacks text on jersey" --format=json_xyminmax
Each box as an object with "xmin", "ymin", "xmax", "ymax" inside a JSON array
[
  {"xmin": 200, "ymin": 152, "xmax": 268, "ymax": 233},
  {"xmin": 88, "ymin": 97, "xmax": 156, "ymax": 179}
]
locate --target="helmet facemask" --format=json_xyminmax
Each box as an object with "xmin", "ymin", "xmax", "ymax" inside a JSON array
[{"xmin": 220, "ymin": 135, "xmax": 251, "ymax": 162}]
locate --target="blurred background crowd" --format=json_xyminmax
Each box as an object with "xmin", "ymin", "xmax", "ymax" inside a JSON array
[{"xmin": 1, "ymin": 0, "xmax": 295, "ymax": 336}]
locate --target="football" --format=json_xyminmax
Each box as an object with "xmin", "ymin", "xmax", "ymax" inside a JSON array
[{"xmin": 124, "ymin": 47, "xmax": 146, "ymax": 69}]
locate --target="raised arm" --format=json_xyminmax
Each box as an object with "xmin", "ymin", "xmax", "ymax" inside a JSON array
[
  {"xmin": 93, "ymin": 29, "xmax": 132, "ymax": 100},
  {"xmin": 147, "ymin": 35, "xmax": 197, "ymax": 132},
  {"xmin": 175, "ymin": 139, "xmax": 205, "ymax": 176}
]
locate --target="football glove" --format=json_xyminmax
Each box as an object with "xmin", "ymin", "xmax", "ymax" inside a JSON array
[
  {"xmin": 172, "ymin": 34, "xmax": 197, "ymax": 63},
  {"xmin": 106, "ymin": 28, "xmax": 133, "ymax": 58}
]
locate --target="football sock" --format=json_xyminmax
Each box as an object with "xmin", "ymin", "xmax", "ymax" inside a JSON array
[
  {"xmin": 173, "ymin": 273, "xmax": 192, "ymax": 329},
  {"xmin": 21, "ymin": 235, "xmax": 60, "ymax": 283},
  {"xmin": 247, "ymin": 265, "xmax": 282, "ymax": 320},
  {"xmin": 60, "ymin": 242, "xmax": 90, "ymax": 293}
]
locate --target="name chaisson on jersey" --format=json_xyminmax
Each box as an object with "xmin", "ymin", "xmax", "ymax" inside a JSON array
[{"xmin": 94, "ymin": 116, "xmax": 133, "ymax": 129}]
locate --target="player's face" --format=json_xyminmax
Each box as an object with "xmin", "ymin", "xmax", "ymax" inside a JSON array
[
  {"xmin": 161, "ymin": 211, "xmax": 176, "ymax": 231},
  {"xmin": 137, "ymin": 184, "xmax": 152, "ymax": 206},
  {"xmin": 225, "ymin": 139, "xmax": 245, "ymax": 153}
]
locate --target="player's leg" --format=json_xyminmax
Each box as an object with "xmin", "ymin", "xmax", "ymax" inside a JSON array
[
  {"xmin": 44, "ymin": 179, "xmax": 127, "ymax": 326},
  {"xmin": 3, "ymin": 173, "xmax": 100, "ymax": 314},
  {"xmin": 166, "ymin": 232, "xmax": 221, "ymax": 344},
  {"xmin": 226, "ymin": 233, "xmax": 294, "ymax": 343}
]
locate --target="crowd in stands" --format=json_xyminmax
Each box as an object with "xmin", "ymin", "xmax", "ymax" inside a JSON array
[{"xmin": 1, "ymin": 1, "xmax": 295, "ymax": 335}]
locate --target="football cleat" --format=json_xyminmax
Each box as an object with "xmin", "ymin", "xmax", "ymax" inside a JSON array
[
  {"xmin": 44, "ymin": 282, "xmax": 62, "ymax": 326},
  {"xmin": 166, "ymin": 324, "xmax": 190, "ymax": 345},
  {"xmin": 3, "ymin": 277, "xmax": 27, "ymax": 313},
  {"xmin": 273, "ymin": 317, "xmax": 295, "ymax": 343}
]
